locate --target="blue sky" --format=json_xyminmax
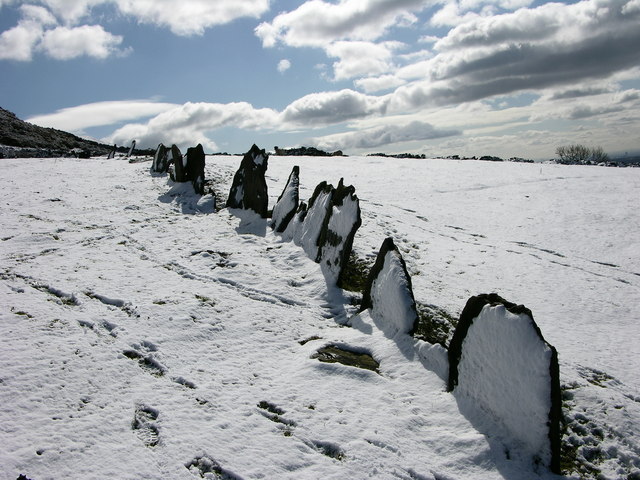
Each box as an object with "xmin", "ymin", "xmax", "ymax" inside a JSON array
[{"xmin": 1, "ymin": 0, "xmax": 639, "ymax": 159}]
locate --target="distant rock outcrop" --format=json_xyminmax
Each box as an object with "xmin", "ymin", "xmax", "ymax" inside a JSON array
[
  {"xmin": 447, "ymin": 293, "xmax": 561, "ymax": 473},
  {"xmin": 360, "ymin": 237, "xmax": 419, "ymax": 335},
  {"xmin": 272, "ymin": 166, "xmax": 300, "ymax": 233},
  {"xmin": 274, "ymin": 146, "xmax": 345, "ymax": 157},
  {"xmin": 0, "ymin": 106, "xmax": 114, "ymax": 157},
  {"xmin": 227, "ymin": 144, "xmax": 269, "ymax": 218}
]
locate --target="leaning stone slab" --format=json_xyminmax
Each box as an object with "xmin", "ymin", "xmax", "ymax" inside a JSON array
[
  {"xmin": 360, "ymin": 237, "xmax": 419, "ymax": 335},
  {"xmin": 227, "ymin": 144, "xmax": 269, "ymax": 218},
  {"xmin": 152, "ymin": 143, "xmax": 168, "ymax": 173},
  {"xmin": 317, "ymin": 178, "xmax": 361, "ymax": 286},
  {"xmin": 272, "ymin": 166, "xmax": 300, "ymax": 233},
  {"xmin": 447, "ymin": 293, "xmax": 561, "ymax": 473},
  {"xmin": 127, "ymin": 139, "xmax": 136, "ymax": 157}
]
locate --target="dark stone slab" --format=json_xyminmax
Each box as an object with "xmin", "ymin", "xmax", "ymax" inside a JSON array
[
  {"xmin": 170, "ymin": 145, "xmax": 187, "ymax": 182},
  {"xmin": 186, "ymin": 144, "xmax": 206, "ymax": 194},
  {"xmin": 227, "ymin": 144, "xmax": 269, "ymax": 218},
  {"xmin": 152, "ymin": 143, "xmax": 168, "ymax": 173}
]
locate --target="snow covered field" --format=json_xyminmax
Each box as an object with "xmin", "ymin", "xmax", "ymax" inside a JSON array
[{"xmin": 1, "ymin": 155, "xmax": 639, "ymax": 479}]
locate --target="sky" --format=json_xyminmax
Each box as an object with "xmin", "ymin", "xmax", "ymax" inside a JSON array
[{"xmin": 0, "ymin": 0, "xmax": 639, "ymax": 159}]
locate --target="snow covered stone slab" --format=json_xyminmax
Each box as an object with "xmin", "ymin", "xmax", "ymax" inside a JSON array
[
  {"xmin": 447, "ymin": 293, "xmax": 561, "ymax": 473},
  {"xmin": 317, "ymin": 179, "xmax": 362, "ymax": 286},
  {"xmin": 272, "ymin": 166, "xmax": 299, "ymax": 233},
  {"xmin": 227, "ymin": 144, "xmax": 269, "ymax": 218},
  {"xmin": 296, "ymin": 181, "xmax": 334, "ymax": 260},
  {"xmin": 282, "ymin": 201, "xmax": 307, "ymax": 243},
  {"xmin": 360, "ymin": 237, "xmax": 419, "ymax": 335}
]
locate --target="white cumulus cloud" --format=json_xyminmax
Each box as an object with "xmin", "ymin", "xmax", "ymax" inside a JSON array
[
  {"xmin": 281, "ymin": 89, "xmax": 387, "ymax": 126},
  {"xmin": 0, "ymin": 5, "xmax": 56, "ymax": 61},
  {"xmin": 277, "ymin": 59, "xmax": 291, "ymax": 73},
  {"xmin": 255, "ymin": 0, "xmax": 426, "ymax": 48},
  {"xmin": 1, "ymin": 0, "xmax": 271, "ymax": 61},
  {"xmin": 114, "ymin": 0, "xmax": 271, "ymax": 36},
  {"xmin": 326, "ymin": 41, "xmax": 404, "ymax": 81},
  {"xmin": 0, "ymin": 2, "xmax": 128, "ymax": 60},
  {"xmin": 40, "ymin": 25, "xmax": 127, "ymax": 60}
]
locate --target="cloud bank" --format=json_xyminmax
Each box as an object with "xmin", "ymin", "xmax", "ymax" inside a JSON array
[{"xmin": 27, "ymin": 100, "xmax": 179, "ymax": 131}]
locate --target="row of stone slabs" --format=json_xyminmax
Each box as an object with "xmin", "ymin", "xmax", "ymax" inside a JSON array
[{"xmin": 150, "ymin": 142, "xmax": 562, "ymax": 474}]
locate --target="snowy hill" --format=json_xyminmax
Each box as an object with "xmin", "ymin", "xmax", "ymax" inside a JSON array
[
  {"xmin": 0, "ymin": 107, "xmax": 114, "ymax": 157},
  {"xmin": 1, "ymin": 155, "xmax": 639, "ymax": 479}
]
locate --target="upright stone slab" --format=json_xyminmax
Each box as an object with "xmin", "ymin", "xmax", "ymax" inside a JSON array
[
  {"xmin": 186, "ymin": 144, "xmax": 206, "ymax": 194},
  {"xmin": 447, "ymin": 293, "xmax": 561, "ymax": 473},
  {"xmin": 360, "ymin": 237, "xmax": 419, "ymax": 335},
  {"xmin": 171, "ymin": 145, "xmax": 187, "ymax": 183},
  {"xmin": 168, "ymin": 144, "xmax": 181, "ymax": 168},
  {"xmin": 272, "ymin": 166, "xmax": 300, "ymax": 233},
  {"xmin": 127, "ymin": 140, "xmax": 136, "ymax": 157},
  {"xmin": 152, "ymin": 143, "xmax": 168, "ymax": 173},
  {"xmin": 227, "ymin": 144, "xmax": 269, "ymax": 218},
  {"xmin": 297, "ymin": 181, "xmax": 334, "ymax": 260},
  {"xmin": 107, "ymin": 144, "xmax": 116, "ymax": 159},
  {"xmin": 317, "ymin": 178, "xmax": 362, "ymax": 285}
]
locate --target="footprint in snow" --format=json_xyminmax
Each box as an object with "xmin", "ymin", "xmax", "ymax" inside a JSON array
[
  {"xmin": 185, "ymin": 454, "xmax": 242, "ymax": 479},
  {"xmin": 257, "ymin": 400, "xmax": 296, "ymax": 436},
  {"xmin": 132, "ymin": 404, "xmax": 160, "ymax": 447},
  {"xmin": 122, "ymin": 341, "xmax": 166, "ymax": 377}
]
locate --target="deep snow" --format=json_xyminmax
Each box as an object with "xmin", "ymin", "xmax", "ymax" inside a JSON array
[{"xmin": 1, "ymin": 155, "xmax": 639, "ymax": 479}]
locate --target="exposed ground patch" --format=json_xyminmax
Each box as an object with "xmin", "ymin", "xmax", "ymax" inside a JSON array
[
  {"xmin": 311, "ymin": 345, "xmax": 380, "ymax": 373},
  {"xmin": 414, "ymin": 302, "xmax": 458, "ymax": 347}
]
